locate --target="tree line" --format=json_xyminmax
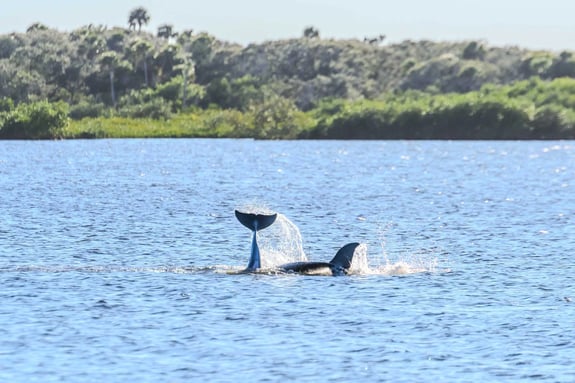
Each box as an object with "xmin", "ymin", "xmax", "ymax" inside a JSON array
[{"xmin": 0, "ymin": 6, "xmax": 574, "ymax": 139}]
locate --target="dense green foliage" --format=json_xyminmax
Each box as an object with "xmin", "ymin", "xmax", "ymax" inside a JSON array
[
  {"xmin": 0, "ymin": 101, "xmax": 68, "ymax": 139},
  {"xmin": 305, "ymin": 78, "xmax": 575, "ymax": 139},
  {"xmin": 62, "ymin": 78, "xmax": 575, "ymax": 140},
  {"xmin": 1, "ymin": 8, "xmax": 575, "ymax": 139}
]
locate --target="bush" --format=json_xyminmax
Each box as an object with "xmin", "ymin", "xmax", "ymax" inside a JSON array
[
  {"xmin": 530, "ymin": 106, "xmax": 575, "ymax": 138},
  {"xmin": 155, "ymin": 76, "xmax": 182, "ymax": 103},
  {"xmin": 0, "ymin": 97, "xmax": 14, "ymax": 113},
  {"xmin": 0, "ymin": 100, "xmax": 69, "ymax": 139},
  {"xmin": 249, "ymin": 94, "xmax": 311, "ymax": 139},
  {"xmin": 117, "ymin": 98, "xmax": 172, "ymax": 120},
  {"xmin": 196, "ymin": 109, "xmax": 252, "ymax": 137},
  {"xmin": 156, "ymin": 77, "xmax": 206, "ymax": 109},
  {"xmin": 69, "ymin": 100, "xmax": 107, "ymax": 119},
  {"xmin": 462, "ymin": 41, "xmax": 486, "ymax": 60}
]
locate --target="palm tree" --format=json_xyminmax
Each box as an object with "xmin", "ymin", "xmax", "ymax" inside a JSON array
[
  {"xmin": 26, "ymin": 22, "xmax": 49, "ymax": 33},
  {"xmin": 100, "ymin": 51, "xmax": 120, "ymax": 106},
  {"xmin": 130, "ymin": 39, "xmax": 153, "ymax": 86},
  {"xmin": 154, "ymin": 44, "xmax": 182, "ymax": 83},
  {"xmin": 128, "ymin": 7, "xmax": 151, "ymax": 32},
  {"xmin": 179, "ymin": 54, "xmax": 194, "ymax": 108},
  {"xmin": 157, "ymin": 24, "xmax": 177, "ymax": 40},
  {"xmin": 303, "ymin": 26, "xmax": 320, "ymax": 39}
]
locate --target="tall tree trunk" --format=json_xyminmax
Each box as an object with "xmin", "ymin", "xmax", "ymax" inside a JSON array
[
  {"xmin": 143, "ymin": 59, "xmax": 149, "ymax": 87},
  {"xmin": 109, "ymin": 70, "xmax": 116, "ymax": 107},
  {"xmin": 182, "ymin": 70, "xmax": 187, "ymax": 109}
]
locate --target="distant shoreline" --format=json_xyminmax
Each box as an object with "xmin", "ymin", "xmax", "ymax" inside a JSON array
[{"xmin": 1, "ymin": 25, "xmax": 574, "ymax": 140}]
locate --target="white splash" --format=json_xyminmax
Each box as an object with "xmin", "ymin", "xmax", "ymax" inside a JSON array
[
  {"xmin": 258, "ymin": 213, "xmax": 308, "ymax": 267},
  {"xmin": 346, "ymin": 243, "xmax": 440, "ymax": 276}
]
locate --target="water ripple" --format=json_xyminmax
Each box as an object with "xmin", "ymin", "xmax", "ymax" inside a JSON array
[{"xmin": 0, "ymin": 140, "xmax": 574, "ymax": 382}]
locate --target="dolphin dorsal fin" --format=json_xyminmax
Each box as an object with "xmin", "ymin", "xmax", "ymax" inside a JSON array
[{"xmin": 329, "ymin": 242, "xmax": 360, "ymax": 270}]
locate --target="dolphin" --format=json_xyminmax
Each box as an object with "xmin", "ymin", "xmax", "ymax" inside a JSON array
[{"xmin": 235, "ymin": 210, "xmax": 360, "ymax": 276}]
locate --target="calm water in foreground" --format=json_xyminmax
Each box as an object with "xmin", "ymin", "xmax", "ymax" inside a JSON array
[{"xmin": 0, "ymin": 139, "xmax": 574, "ymax": 382}]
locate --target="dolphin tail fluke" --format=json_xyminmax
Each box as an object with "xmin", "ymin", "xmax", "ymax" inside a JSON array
[
  {"xmin": 329, "ymin": 242, "xmax": 360, "ymax": 275},
  {"xmin": 235, "ymin": 210, "xmax": 278, "ymax": 270},
  {"xmin": 235, "ymin": 210, "xmax": 277, "ymax": 232}
]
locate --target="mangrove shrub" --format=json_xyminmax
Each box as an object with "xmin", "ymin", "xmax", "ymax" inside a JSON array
[{"xmin": 0, "ymin": 100, "xmax": 69, "ymax": 139}]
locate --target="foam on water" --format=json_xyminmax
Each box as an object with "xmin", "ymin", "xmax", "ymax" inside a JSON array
[{"xmin": 346, "ymin": 243, "xmax": 441, "ymax": 276}]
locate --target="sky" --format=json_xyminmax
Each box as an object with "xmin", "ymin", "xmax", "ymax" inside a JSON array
[{"xmin": 2, "ymin": 0, "xmax": 575, "ymax": 51}]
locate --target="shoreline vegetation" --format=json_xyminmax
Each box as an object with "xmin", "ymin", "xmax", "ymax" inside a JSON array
[{"xmin": 1, "ymin": 7, "xmax": 574, "ymax": 140}]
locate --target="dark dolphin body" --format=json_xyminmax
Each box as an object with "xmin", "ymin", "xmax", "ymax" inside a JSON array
[
  {"xmin": 278, "ymin": 242, "xmax": 360, "ymax": 276},
  {"xmin": 235, "ymin": 210, "xmax": 360, "ymax": 276}
]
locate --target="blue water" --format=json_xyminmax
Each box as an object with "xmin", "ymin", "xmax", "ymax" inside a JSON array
[{"xmin": 1, "ymin": 139, "xmax": 574, "ymax": 382}]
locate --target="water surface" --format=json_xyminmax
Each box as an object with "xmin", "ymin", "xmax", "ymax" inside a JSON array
[{"xmin": 1, "ymin": 139, "xmax": 574, "ymax": 382}]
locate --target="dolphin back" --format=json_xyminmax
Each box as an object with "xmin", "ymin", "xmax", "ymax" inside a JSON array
[
  {"xmin": 235, "ymin": 210, "xmax": 277, "ymax": 232},
  {"xmin": 329, "ymin": 242, "xmax": 360, "ymax": 272}
]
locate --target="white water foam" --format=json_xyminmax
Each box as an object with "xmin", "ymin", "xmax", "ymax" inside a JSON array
[
  {"xmin": 350, "ymin": 223, "xmax": 449, "ymax": 276},
  {"xmin": 344, "ymin": 243, "xmax": 441, "ymax": 276},
  {"xmin": 258, "ymin": 213, "xmax": 308, "ymax": 267}
]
